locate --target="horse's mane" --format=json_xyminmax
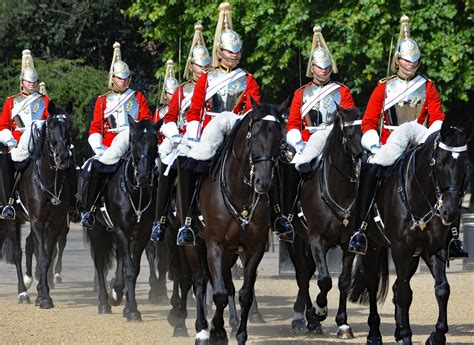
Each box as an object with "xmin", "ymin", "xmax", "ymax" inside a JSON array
[{"xmin": 30, "ymin": 122, "xmax": 47, "ymax": 161}]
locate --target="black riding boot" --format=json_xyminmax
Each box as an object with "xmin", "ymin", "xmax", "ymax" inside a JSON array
[
  {"xmin": 272, "ymin": 161, "xmax": 299, "ymax": 242},
  {"xmin": 348, "ymin": 162, "xmax": 379, "ymax": 255},
  {"xmin": 176, "ymin": 158, "xmax": 198, "ymax": 246},
  {"xmin": 1, "ymin": 170, "xmax": 21, "ymax": 221},
  {"xmin": 80, "ymin": 166, "xmax": 104, "ymax": 229},
  {"xmin": 150, "ymin": 163, "xmax": 177, "ymax": 242},
  {"xmin": 448, "ymin": 221, "xmax": 469, "ymax": 260}
]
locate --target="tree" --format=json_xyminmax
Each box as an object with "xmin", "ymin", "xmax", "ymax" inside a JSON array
[{"xmin": 127, "ymin": 0, "xmax": 473, "ymax": 112}]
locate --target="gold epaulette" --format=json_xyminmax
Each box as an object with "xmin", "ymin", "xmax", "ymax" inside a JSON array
[
  {"xmin": 379, "ymin": 75, "xmax": 396, "ymax": 84},
  {"xmin": 99, "ymin": 90, "xmax": 112, "ymax": 98},
  {"xmin": 420, "ymin": 74, "xmax": 431, "ymax": 82},
  {"xmin": 7, "ymin": 93, "xmax": 21, "ymax": 99},
  {"xmin": 334, "ymin": 81, "xmax": 348, "ymax": 88},
  {"xmin": 296, "ymin": 82, "xmax": 313, "ymax": 92}
]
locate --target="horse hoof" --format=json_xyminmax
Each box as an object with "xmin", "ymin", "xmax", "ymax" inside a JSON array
[
  {"xmin": 98, "ymin": 304, "xmax": 112, "ymax": 314},
  {"xmin": 367, "ymin": 335, "xmax": 383, "ymax": 344},
  {"xmin": 18, "ymin": 292, "xmax": 31, "ymax": 304},
  {"xmin": 122, "ymin": 307, "xmax": 130, "ymax": 318},
  {"xmin": 126, "ymin": 311, "xmax": 142, "ymax": 322},
  {"xmin": 39, "ymin": 298, "xmax": 54, "ymax": 309},
  {"xmin": 172, "ymin": 326, "xmax": 189, "ymax": 337},
  {"xmin": 195, "ymin": 329, "xmax": 210, "ymax": 344},
  {"xmin": 167, "ymin": 308, "xmax": 180, "ymax": 328},
  {"xmin": 23, "ymin": 274, "xmax": 33, "ymax": 290},
  {"xmin": 108, "ymin": 289, "xmax": 122, "ymax": 306},
  {"xmin": 425, "ymin": 331, "xmax": 445, "ymax": 345},
  {"xmin": 337, "ymin": 324, "xmax": 354, "ymax": 339},
  {"xmin": 210, "ymin": 328, "xmax": 228, "ymax": 344},
  {"xmin": 54, "ymin": 273, "xmax": 62, "ymax": 284},
  {"xmin": 248, "ymin": 311, "xmax": 265, "ymax": 324},
  {"xmin": 290, "ymin": 318, "xmax": 306, "ymax": 333},
  {"xmin": 311, "ymin": 303, "xmax": 328, "ymax": 322},
  {"xmin": 307, "ymin": 321, "xmax": 323, "ymax": 334},
  {"xmin": 148, "ymin": 291, "xmax": 166, "ymax": 304}
]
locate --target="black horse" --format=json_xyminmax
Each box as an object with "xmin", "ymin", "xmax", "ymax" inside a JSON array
[
  {"xmin": 13, "ymin": 102, "xmax": 74, "ymax": 308},
  {"xmin": 86, "ymin": 117, "xmax": 159, "ymax": 321},
  {"xmin": 350, "ymin": 114, "xmax": 470, "ymax": 344},
  {"xmin": 197, "ymin": 100, "xmax": 288, "ymax": 344},
  {"xmin": 284, "ymin": 106, "xmax": 364, "ymax": 336}
]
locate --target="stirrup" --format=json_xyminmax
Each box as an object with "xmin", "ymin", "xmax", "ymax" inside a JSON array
[
  {"xmin": 176, "ymin": 225, "xmax": 196, "ymax": 246},
  {"xmin": 80, "ymin": 210, "xmax": 96, "ymax": 229},
  {"xmin": 150, "ymin": 221, "xmax": 165, "ymax": 242},
  {"xmin": 448, "ymin": 238, "xmax": 469, "ymax": 260},
  {"xmin": 348, "ymin": 230, "xmax": 367, "ymax": 255},
  {"xmin": 1, "ymin": 204, "xmax": 16, "ymax": 220}
]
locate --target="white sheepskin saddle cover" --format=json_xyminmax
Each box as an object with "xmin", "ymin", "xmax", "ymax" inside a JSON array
[
  {"xmin": 99, "ymin": 128, "xmax": 130, "ymax": 165},
  {"xmin": 292, "ymin": 125, "xmax": 333, "ymax": 170},
  {"xmin": 370, "ymin": 121, "xmax": 429, "ymax": 166},
  {"xmin": 187, "ymin": 111, "xmax": 240, "ymax": 161}
]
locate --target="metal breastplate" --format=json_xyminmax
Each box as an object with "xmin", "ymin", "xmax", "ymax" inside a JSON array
[
  {"xmin": 207, "ymin": 69, "xmax": 247, "ymax": 113},
  {"xmin": 105, "ymin": 90, "xmax": 139, "ymax": 128},
  {"xmin": 385, "ymin": 76, "xmax": 426, "ymax": 126},
  {"xmin": 158, "ymin": 105, "xmax": 168, "ymax": 120},
  {"xmin": 178, "ymin": 82, "xmax": 195, "ymax": 128},
  {"xmin": 12, "ymin": 92, "xmax": 45, "ymax": 128},
  {"xmin": 302, "ymin": 83, "xmax": 341, "ymax": 126}
]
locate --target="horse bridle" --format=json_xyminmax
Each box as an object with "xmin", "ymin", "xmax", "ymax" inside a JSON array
[{"xmin": 401, "ymin": 133, "xmax": 468, "ymax": 230}]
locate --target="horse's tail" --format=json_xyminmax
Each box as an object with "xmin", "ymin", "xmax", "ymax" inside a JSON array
[
  {"xmin": 349, "ymin": 246, "xmax": 389, "ymax": 304},
  {"xmin": 0, "ymin": 222, "xmax": 18, "ymax": 265}
]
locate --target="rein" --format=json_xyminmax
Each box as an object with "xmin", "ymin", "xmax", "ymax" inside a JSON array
[
  {"xmin": 399, "ymin": 134, "xmax": 467, "ymax": 230},
  {"xmin": 319, "ymin": 119, "xmax": 361, "ymax": 226}
]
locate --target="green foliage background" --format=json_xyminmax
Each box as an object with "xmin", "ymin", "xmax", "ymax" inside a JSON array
[{"xmin": 0, "ymin": 0, "xmax": 472, "ymax": 161}]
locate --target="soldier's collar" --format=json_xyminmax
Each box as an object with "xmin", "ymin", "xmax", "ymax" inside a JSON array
[
  {"xmin": 311, "ymin": 78, "xmax": 331, "ymax": 87},
  {"xmin": 219, "ymin": 64, "xmax": 234, "ymax": 73},
  {"xmin": 396, "ymin": 73, "xmax": 416, "ymax": 82},
  {"xmin": 111, "ymin": 86, "xmax": 129, "ymax": 94}
]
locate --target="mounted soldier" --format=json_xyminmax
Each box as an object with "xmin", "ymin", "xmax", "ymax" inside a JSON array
[
  {"xmin": 153, "ymin": 59, "xmax": 178, "ymax": 123},
  {"xmin": 80, "ymin": 42, "xmax": 152, "ymax": 228},
  {"xmin": 0, "ymin": 50, "xmax": 50, "ymax": 220},
  {"xmin": 150, "ymin": 23, "xmax": 212, "ymax": 242},
  {"xmin": 173, "ymin": 2, "xmax": 261, "ymax": 246},
  {"xmin": 275, "ymin": 25, "xmax": 357, "ymax": 242},
  {"xmin": 348, "ymin": 16, "xmax": 468, "ymax": 259}
]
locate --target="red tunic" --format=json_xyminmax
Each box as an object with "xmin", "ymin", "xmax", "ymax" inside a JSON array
[
  {"xmin": 286, "ymin": 82, "xmax": 355, "ymax": 142},
  {"xmin": 0, "ymin": 93, "xmax": 50, "ymax": 142},
  {"xmin": 186, "ymin": 70, "xmax": 261, "ymax": 131},
  {"xmin": 89, "ymin": 90, "xmax": 152, "ymax": 147},
  {"xmin": 164, "ymin": 84, "xmax": 185, "ymax": 125},
  {"xmin": 362, "ymin": 77, "xmax": 445, "ymax": 144}
]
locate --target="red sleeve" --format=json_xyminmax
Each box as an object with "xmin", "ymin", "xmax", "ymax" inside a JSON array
[
  {"xmin": 425, "ymin": 81, "xmax": 445, "ymax": 125},
  {"xmin": 89, "ymin": 96, "xmax": 106, "ymax": 136},
  {"xmin": 187, "ymin": 73, "xmax": 207, "ymax": 123},
  {"xmin": 164, "ymin": 85, "xmax": 183, "ymax": 124},
  {"xmin": 340, "ymin": 86, "xmax": 356, "ymax": 109},
  {"xmin": 136, "ymin": 91, "xmax": 152, "ymax": 121},
  {"xmin": 235, "ymin": 75, "xmax": 260, "ymax": 114},
  {"xmin": 41, "ymin": 96, "xmax": 50, "ymax": 119},
  {"xmin": 286, "ymin": 88, "xmax": 303, "ymax": 132},
  {"xmin": 0, "ymin": 97, "xmax": 13, "ymax": 131},
  {"xmin": 362, "ymin": 82, "xmax": 386, "ymax": 134}
]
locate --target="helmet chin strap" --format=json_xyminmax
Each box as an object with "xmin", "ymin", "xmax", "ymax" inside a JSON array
[{"xmin": 397, "ymin": 59, "xmax": 420, "ymax": 80}]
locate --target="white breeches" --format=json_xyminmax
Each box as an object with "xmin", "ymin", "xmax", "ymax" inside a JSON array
[{"xmin": 98, "ymin": 128, "xmax": 130, "ymax": 165}]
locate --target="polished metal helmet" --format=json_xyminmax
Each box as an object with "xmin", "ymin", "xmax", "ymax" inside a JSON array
[
  {"xmin": 219, "ymin": 29, "xmax": 242, "ymax": 53},
  {"xmin": 212, "ymin": 2, "xmax": 242, "ymax": 66},
  {"xmin": 306, "ymin": 25, "xmax": 338, "ymax": 78},
  {"xmin": 391, "ymin": 15, "xmax": 421, "ymax": 71},
  {"xmin": 192, "ymin": 45, "xmax": 211, "ymax": 67},
  {"xmin": 160, "ymin": 59, "xmax": 179, "ymax": 104},
  {"xmin": 108, "ymin": 42, "xmax": 131, "ymax": 89},
  {"xmin": 20, "ymin": 49, "xmax": 39, "ymax": 83},
  {"xmin": 311, "ymin": 47, "xmax": 332, "ymax": 69}
]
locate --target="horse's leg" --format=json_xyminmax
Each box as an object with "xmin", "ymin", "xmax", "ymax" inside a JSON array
[
  {"xmin": 24, "ymin": 231, "xmax": 35, "ymax": 289},
  {"xmin": 285, "ymin": 237, "xmax": 315, "ymax": 332},
  {"xmin": 115, "ymin": 228, "xmax": 142, "ymax": 322},
  {"xmin": 208, "ymin": 242, "xmax": 228, "ymax": 343},
  {"xmin": 31, "ymin": 221, "xmax": 55, "ymax": 309},
  {"xmin": 109, "ymin": 250, "xmax": 125, "ymax": 307},
  {"xmin": 226, "ymin": 254, "xmax": 240, "ymax": 335},
  {"xmin": 168, "ymin": 278, "xmax": 181, "ymax": 327},
  {"xmin": 8, "ymin": 221, "xmax": 30, "ymax": 303},
  {"xmin": 392, "ymin": 255, "xmax": 419, "ymax": 343},
  {"xmin": 172, "ymin": 249, "xmax": 192, "ymax": 337},
  {"xmin": 54, "ymin": 222, "xmax": 69, "ymax": 284},
  {"xmin": 423, "ymin": 250, "xmax": 449, "ymax": 345},
  {"xmin": 193, "ymin": 245, "xmax": 210, "ymax": 345},
  {"xmin": 48, "ymin": 243, "xmax": 57, "ymax": 290},
  {"xmin": 308, "ymin": 236, "xmax": 331, "ymax": 334},
  {"xmin": 392, "ymin": 251, "xmax": 418, "ymax": 344},
  {"xmin": 335, "ymin": 249, "xmax": 356, "ymax": 339},
  {"xmin": 89, "ymin": 225, "xmax": 113, "ymax": 314},
  {"xmin": 156, "ymin": 241, "xmax": 169, "ymax": 303},
  {"xmin": 235, "ymin": 248, "xmax": 265, "ymax": 345},
  {"xmin": 145, "ymin": 241, "xmax": 160, "ymax": 303}
]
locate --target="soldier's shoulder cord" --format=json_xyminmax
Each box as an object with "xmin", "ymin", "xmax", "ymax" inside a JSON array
[
  {"xmin": 99, "ymin": 90, "xmax": 112, "ymax": 98},
  {"xmin": 379, "ymin": 74, "xmax": 396, "ymax": 84}
]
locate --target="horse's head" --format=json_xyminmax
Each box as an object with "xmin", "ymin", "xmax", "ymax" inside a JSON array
[
  {"xmin": 333, "ymin": 104, "xmax": 364, "ymax": 159},
  {"xmin": 128, "ymin": 115, "xmax": 160, "ymax": 187},
  {"xmin": 45, "ymin": 101, "xmax": 73, "ymax": 170},
  {"xmin": 247, "ymin": 98, "xmax": 289, "ymax": 194},
  {"xmin": 433, "ymin": 115, "xmax": 470, "ymax": 225}
]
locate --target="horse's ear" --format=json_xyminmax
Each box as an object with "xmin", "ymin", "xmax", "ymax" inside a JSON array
[
  {"xmin": 48, "ymin": 101, "xmax": 56, "ymax": 115},
  {"xmin": 250, "ymin": 96, "xmax": 259, "ymax": 111},
  {"xmin": 128, "ymin": 115, "xmax": 136, "ymax": 130},
  {"xmin": 154, "ymin": 118, "xmax": 164, "ymax": 133},
  {"xmin": 65, "ymin": 99, "xmax": 73, "ymax": 115},
  {"xmin": 277, "ymin": 96, "xmax": 291, "ymax": 121}
]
